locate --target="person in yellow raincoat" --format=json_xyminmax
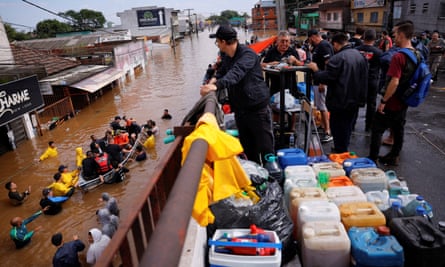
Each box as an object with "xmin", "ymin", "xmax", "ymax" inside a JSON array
[
  {"xmin": 58, "ymin": 165, "xmax": 79, "ymax": 188},
  {"xmin": 182, "ymin": 112, "xmax": 255, "ymax": 226},
  {"xmin": 47, "ymin": 173, "xmax": 75, "ymax": 197},
  {"xmin": 143, "ymin": 130, "xmax": 155, "ymax": 149},
  {"xmin": 75, "ymin": 147, "xmax": 86, "ymax": 168},
  {"xmin": 39, "ymin": 141, "xmax": 58, "ymax": 161}
]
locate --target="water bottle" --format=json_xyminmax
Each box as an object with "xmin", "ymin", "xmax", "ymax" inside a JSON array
[
  {"xmin": 289, "ymin": 134, "xmax": 295, "ymax": 148},
  {"xmin": 385, "ymin": 201, "xmax": 404, "ymax": 226},
  {"xmin": 416, "ymin": 195, "xmax": 433, "ymax": 219},
  {"xmin": 318, "ymin": 171, "xmax": 330, "ymax": 191},
  {"xmin": 416, "ymin": 206, "xmax": 431, "ymax": 222},
  {"xmin": 264, "ymin": 154, "xmax": 283, "ymax": 186}
]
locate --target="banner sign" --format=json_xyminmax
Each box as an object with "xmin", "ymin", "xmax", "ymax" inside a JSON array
[
  {"xmin": 0, "ymin": 75, "xmax": 44, "ymax": 126},
  {"xmin": 354, "ymin": 0, "xmax": 386, "ymax": 8},
  {"xmin": 137, "ymin": 9, "xmax": 166, "ymax": 27}
]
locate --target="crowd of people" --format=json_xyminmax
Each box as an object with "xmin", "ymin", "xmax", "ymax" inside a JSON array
[
  {"xmin": 202, "ymin": 21, "xmax": 440, "ymax": 167},
  {"xmin": 4, "ymin": 110, "xmax": 172, "ymax": 265}
]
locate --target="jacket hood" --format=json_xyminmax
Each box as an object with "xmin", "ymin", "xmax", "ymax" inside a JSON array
[
  {"xmin": 89, "ymin": 228, "xmax": 102, "ymax": 243},
  {"xmin": 75, "ymin": 147, "xmax": 83, "ymax": 155},
  {"xmin": 97, "ymin": 208, "xmax": 111, "ymax": 225}
]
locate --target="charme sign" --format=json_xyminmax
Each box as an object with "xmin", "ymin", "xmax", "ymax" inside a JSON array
[
  {"xmin": 137, "ymin": 8, "xmax": 165, "ymax": 27},
  {"xmin": 0, "ymin": 76, "xmax": 44, "ymax": 126}
]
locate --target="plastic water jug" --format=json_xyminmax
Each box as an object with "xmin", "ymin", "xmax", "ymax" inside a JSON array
[{"xmin": 264, "ymin": 154, "xmax": 283, "ymax": 185}]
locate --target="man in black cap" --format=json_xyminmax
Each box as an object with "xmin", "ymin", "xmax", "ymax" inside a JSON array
[
  {"xmin": 201, "ymin": 25, "xmax": 274, "ymax": 164},
  {"xmin": 40, "ymin": 188, "xmax": 62, "ymax": 215},
  {"xmin": 110, "ymin": 116, "xmax": 126, "ymax": 132},
  {"xmin": 307, "ymin": 29, "xmax": 334, "ymax": 143}
]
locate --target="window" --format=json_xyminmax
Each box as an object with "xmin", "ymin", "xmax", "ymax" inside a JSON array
[
  {"xmin": 422, "ymin": 3, "xmax": 429, "ymax": 13},
  {"xmin": 409, "ymin": 4, "xmax": 416, "ymax": 14},
  {"xmin": 327, "ymin": 13, "xmax": 331, "ymax": 21},
  {"xmin": 370, "ymin": 12, "xmax": 378, "ymax": 23},
  {"xmin": 357, "ymin": 13, "xmax": 364, "ymax": 23},
  {"xmin": 441, "ymin": 2, "xmax": 445, "ymax": 18},
  {"xmin": 333, "ymin": 12, "xmax": 338, "ymax": 21}
]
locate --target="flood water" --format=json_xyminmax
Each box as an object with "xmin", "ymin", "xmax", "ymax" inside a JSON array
[{"xmin": 0, "ymin": 28, "xmax": 259, "ymax": 266}]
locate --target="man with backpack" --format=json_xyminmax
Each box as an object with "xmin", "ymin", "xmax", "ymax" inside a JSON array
[{"xmin": 369, "ymin": 22, "xmax": 418, "ymax": 166}]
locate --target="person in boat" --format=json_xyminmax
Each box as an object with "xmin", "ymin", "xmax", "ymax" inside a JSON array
[
  {"xmin": 113, "ymin": 129, "xmax": 129, "ymax": 148},
  {"xmin": 51, "ymin": 232, "xmax": 85, "ymax": 267},
  {"xmin": 38, "ymin": 141, "xmax": 58, "ymax": 161},
  {"xmin": 161, "ymin": 109, "xmax": 172, "ymax": 120},
  {"xmin": 10, "ymin": 207, "xmax": 48, "ymax": 249},
  {"xmin": 86, "ymin": 228, "xmax": 110, "ymax": 266},
  {"xmin": 110, "ymin": 116, "xmax": 126, "ymax": 133},
  {"xmin": 90, "ymin": 134, "xmax": 105, "ymax": 153},
  {"xmin": 261, "ymin": 30, "xmax": 304, "ymax": 94},
  {"xmin": 58, "ymin": 165, "xmax": 79, "ymax": 188},
  {"xmin": 94, "ymin": 150, "xmax": 113, "ymax": 175},
  {"xmin": 96, "ymin": 208, "xmax": 119, "ymax": 238},
  {"xmin": 82, "ymin": 151, "xmax": 101, "ymax": 181},
  {"xmin": 143, "ymin": 119, "xmax": 159, "ymax": 136},
  {"xmin": 123, "ymin": 116, "xmax": 141, "ymax": 136},
  {"xmin": 39, "ymin": 188, "xmax": 62, "ymax": 215},
  {"xmin": 5, "ymin": 181, "xmax": 31, "ymax": 206},
  {"xmin": 47, "ymin": 173, "xmax": 75, "ymax": 197},
  {"xmin": 105, "ymin": 138, "xmax": 124, "ymax": 166},
  {"xmin": 201, "ymin": 24, "xmax": 275, "ymax": 164},
  {"xmin": 100, "ymin": 192, "xmax": 120, "ymax": 217}
]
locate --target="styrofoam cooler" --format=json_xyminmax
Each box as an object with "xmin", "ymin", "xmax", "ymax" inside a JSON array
[
  {"xmin": 288, "ymin": 187, "xmax": 327, "ymax": 237},
  {"xmin": 327, "ymin": 176, "xmax": 354, "ymax": 188},
  {"xmin": 349, "ymin": 227, "xmax": 404, "ymax": 267},
  {"xmin": 339, "ymin": 202, "xmax": 386, "ymax": 231},
  {"xmin": 297, "ymin": 200, "xmax": 340, "ymax": 241},
  {"xmin": 390, "ymin": 217, "xmax": 445, "ymax": 267},
  {"xmin": 208, "ymin": 228, "xmax": 282, "ymax": 267},
  {"xmin": 326, "ymin": 185, "xmax": 367, "ymax": 206},
  {"xmin": 276, "ymin": 148, "xmax": 308, "ymax": 169},
  {"xmin": 302, "ymin": 221, "xmax": 351, "ymax": 267},
  {"xmin": 343, "ymin": 157, "xmax": 377, "ymax": 176},
  {"xmin": 365, "ymin": 190, "xmax": 390, "ymax": 211},
  {"xmin": 312, "ymin": 162, "xmax": 346, "ymax": 177},
  {"xmin": 349, "ymin": 168, "xmax": 387, "ymax": 193}
]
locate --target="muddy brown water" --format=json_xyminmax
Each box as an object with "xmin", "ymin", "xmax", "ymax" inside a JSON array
[{"xmin": 0, "ymin": 29, "xmax": 259, "ymax": 266}]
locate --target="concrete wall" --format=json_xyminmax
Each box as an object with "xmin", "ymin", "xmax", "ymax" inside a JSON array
[{"xmin": 0, "ymin": 17, "xmax": 14, "ymax": 64}]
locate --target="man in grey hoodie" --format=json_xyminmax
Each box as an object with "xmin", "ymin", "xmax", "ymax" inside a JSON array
[
  {"xmin": 96, "ymin": 208, "xmax": 119, "ymax": 238},
  {"xmin": 86, "ymin": 228, "xmax": 110, "ymax": 265}
]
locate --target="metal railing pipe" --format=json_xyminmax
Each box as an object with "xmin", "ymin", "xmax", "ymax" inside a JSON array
[{"xmin": 139, "ymin": 138, "xmax": 208, "ymax": 267}]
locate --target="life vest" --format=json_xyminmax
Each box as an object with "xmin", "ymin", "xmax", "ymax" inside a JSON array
[{"xmin": 95, "ymin": 153, "xmax": 112, "ymax": 174}]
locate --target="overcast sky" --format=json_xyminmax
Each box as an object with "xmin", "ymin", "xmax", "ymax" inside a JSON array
[{"xmin": 0, "ymin": 0, "xmax": 257, "ymax": 31}]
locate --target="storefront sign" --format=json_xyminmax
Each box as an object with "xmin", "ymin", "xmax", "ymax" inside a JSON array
[
  {"xmin": 137, "ymin": 8, "xmax": 165, "ymax": 27},
  {"xmin": 0, "ymin": 76, "xmax": 44, "ymax": 126}
]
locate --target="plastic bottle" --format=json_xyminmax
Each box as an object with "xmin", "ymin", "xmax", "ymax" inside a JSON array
[
  {"xmin": 416, "ymin": 206, "xmax": 430, "ymax": 222},
  {"xmin": 289, "ymin": 134, "xmax": 295, "ymax": 148},
  {"xmin": 318, "ymin": 171, "xmax": 330, "ymax": 191},
  {"xmin": 416, "ymin": 195, "xmax": 433, "ymax": 219},
  {"xmin": 264, "ymin": 154, "xmax": 283, "ymax": 185},
  {"xmin": 385, "ymin": 201, "xmax": 404, "ymax": 225}
]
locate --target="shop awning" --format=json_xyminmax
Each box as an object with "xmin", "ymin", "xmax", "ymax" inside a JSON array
[{"xmin": 70, "ymin": 67, "xmax": 123, "ymax": 93}]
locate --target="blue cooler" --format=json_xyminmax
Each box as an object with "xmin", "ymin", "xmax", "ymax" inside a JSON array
[
  {"xmin": 276, "ymin": 148, "xmax": 308, "ymax": 169},
  {"xmin": 349, "ymin": 227, "xmax": 404, "ymax": 267},
  {"xmin": 343, "ymin": 157, "xmax": 376, "ymax": 176}
]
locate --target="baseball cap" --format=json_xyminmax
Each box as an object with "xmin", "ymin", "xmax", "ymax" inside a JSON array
[
  {"xmin": 209, "ymin": 25, "xmax": 237, "ymax": 40},
  {"xmin": 58, "ymin": 165, "xmax": 67, "ymax": 172},
  {"xmin": 307, "ymin": 29, "xmax": 319, "ymax": 37}
]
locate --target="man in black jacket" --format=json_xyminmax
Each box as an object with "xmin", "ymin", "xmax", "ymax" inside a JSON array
[
  {"xmin": 200, "ymin": 25, "xmax": 274, "ymax": 164},
  {"xmin": 308, "ymin": 32, "xmax": 368, "ymax": 153}
]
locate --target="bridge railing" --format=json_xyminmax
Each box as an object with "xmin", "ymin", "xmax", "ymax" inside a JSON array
[{"xmin": 95, "ymin": 92, "xmax": 218, "ymax": 267}]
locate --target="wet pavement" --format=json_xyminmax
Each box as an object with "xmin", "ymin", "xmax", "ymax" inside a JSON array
[{"xmin": 329, "ymin": 79, "xmax": 445, "ymax": 225}]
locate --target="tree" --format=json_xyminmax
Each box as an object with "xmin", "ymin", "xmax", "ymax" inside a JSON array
[
  {"xmin": 220, "ymin": 10, "xmax": 241, "ymax": 20},
  {"xmin": 35, "ymin": 19, "xmax": 72, "ymax": 38},
  {"xmin": 4, "ymin": 24, "xmax": 32, "ymax": 41},
  {"xmin": 59, "ymin": 9, "xmax": 106, "ymax": 30}
]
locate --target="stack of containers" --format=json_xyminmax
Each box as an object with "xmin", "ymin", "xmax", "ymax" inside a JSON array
[
  {"xmin": 365, "ymin": 190, "xmax": 391, "ymax": 211},
  {"xmin": 276, "ymin": 148, "xmax": 308, "ymax": 169},
  {"xmin": 288, "ymin": 187, "xmax": 327, "ymax": 238},
  {"xmin": 339, "ymin": 201, "xmax": 386, "ymax": 231},
  {"xmin": 283, "ymin": 165, "xmax": 318, "ymax": 207},
  {"xmin": 343, "ymin": 157, "xmax": 377, "ymax": 176},
  {"xmin": 302, "ymin": 221, "xmax": 351, "ymax": 267},
  {"xmin": 312, "ymin": 162, "xmax": 346, "ymax": 178},
  {"xmin": 349, "ymin": 226, "xmax": 404, "ymax": 267},
  {"xmin": 325, "ymin": 185, "xmax": 367, "ymax": 206},
  {"xmin": 296, "ymin": 200, "xmax": 340, "ymax": 242},
  {"xmin": 349, "ymin": 167, "xmax": 387, "ymax": 193}
]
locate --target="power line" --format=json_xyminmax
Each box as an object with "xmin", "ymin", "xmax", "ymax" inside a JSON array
[{"xmin": 3, "ymin": 21, "xmax": 34, "ymax": 31}]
